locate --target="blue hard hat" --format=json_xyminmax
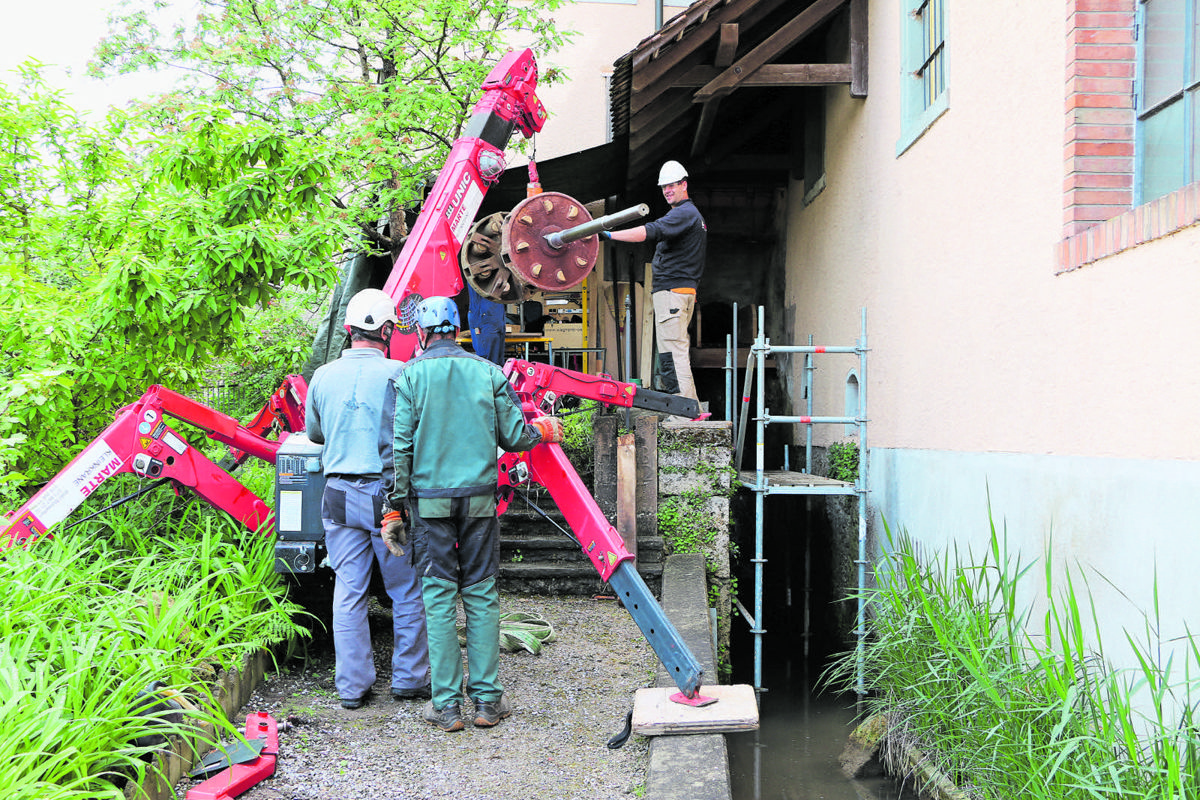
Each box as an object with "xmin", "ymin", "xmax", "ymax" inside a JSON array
[{"xmin": 415, "ymin": 296, "xmax": 460, "ymax": 333}]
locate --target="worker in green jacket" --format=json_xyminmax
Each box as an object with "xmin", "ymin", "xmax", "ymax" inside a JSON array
[{"xmin": 382, "ymin": 296, "xmax": 563, "ymax": 732}]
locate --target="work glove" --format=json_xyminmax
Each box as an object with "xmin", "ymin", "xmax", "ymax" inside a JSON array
[
  {"xmin": 598, "ymin": 230, "xmax": 612, "ymax": 241},
  {"xmin": 531, "ymin": 415, "xmax": 565, "ymax": 444},
  {"xmin": 381, "ymin": 508, "xmax": 408, "ymax": 557}
]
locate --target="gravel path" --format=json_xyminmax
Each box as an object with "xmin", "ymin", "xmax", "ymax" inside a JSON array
[{"xmin": 176, "ymin": 593, "xmax": 656, "ymax": 800}]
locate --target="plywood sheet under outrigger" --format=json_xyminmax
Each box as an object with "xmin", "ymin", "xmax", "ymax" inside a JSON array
[{"xmin": 631, "ymin": 684, "xmax": 759, "ymax": 735}]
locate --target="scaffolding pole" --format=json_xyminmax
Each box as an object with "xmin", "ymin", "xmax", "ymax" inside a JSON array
[{"xmin": 739, "ymin": 308, "xmax": 869, "ymax": 694}]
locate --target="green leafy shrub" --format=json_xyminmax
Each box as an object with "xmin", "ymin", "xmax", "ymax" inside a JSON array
[
  {"xmin": 559, "ymin": 400, "xmax": 598, "ymax": 489},
  {"xmin": 0, "ymin": 488, "xmax": 307, "ymax": 799},
  {"xmin": 827, "ymin": 440, "xmax": 859, "ymax": 483}
]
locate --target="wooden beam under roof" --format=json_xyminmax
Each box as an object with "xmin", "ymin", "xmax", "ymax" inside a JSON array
[
  {"xmin": 850, "ymin": 0, "xmax": 867, "ymax": 97},
  {"xmin": 694, "ymin": 0, "xmax": 847, "ymax": 103},
  {"xmin": 632, "ymin": 0, "xmax": 799, "ymax": 115},
  {"xmin": 675, "ymin": 63, "xmax": 853, "ymax": 88},
  {"xmin": 690, "ymin": 24, "xmax": 741, "ymax": 157},
  {"xmin": 632, "ymin": 0, "xmax": 789, "ymax": 96},
  {"xmin": 630, "ymin": 92, "xmax": 696, "ymax": 152}
]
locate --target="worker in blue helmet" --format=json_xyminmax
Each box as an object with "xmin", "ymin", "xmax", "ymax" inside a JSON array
[{"xmin": 380, "ymin": 296, "xmax": 563, "ymax": 732}]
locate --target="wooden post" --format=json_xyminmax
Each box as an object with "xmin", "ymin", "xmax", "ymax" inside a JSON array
[{"xmin": 616, "ymin": 432, "xmax": 637, "ymax": 565}]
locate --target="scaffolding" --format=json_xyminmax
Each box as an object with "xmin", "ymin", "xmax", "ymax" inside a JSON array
[{"xmin": 729, "ymin": 306, "xmax": 869, "ymax": 693}]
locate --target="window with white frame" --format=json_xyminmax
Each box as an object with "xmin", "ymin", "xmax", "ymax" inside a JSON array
[
  {"xmin": 897, "ymin": 0, "xmax": 948, "ymax": 155},
  {"xmin": 1137, "ymin": 0, "xmax": 1198, "ymax": 204}
]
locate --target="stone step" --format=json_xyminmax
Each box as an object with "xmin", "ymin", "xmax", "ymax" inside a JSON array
[
  {"xmin": 498, "ymin": 500, "xmax": 663, "ymax": 595},
  {"xmin": 500, "ymin": 532, "xmax": 664, "ymax": 563},
  {"xmin": 498, "ymin": 559, "xmax": 663, "ymax": 596}
]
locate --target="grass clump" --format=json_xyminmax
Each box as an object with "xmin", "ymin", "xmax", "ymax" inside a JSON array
[
  {"xmin": 0, "ymin": 482, "xmax": 307, "ymax": 798},
  {"xmin": 825, "ymin": 513, "xmax": 1200, "ymax": 800}
]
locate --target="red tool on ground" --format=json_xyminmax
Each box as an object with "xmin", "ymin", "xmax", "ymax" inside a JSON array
[{"xmin": 185, "ymin": 712, "xmax": 278, "ymax": 800}]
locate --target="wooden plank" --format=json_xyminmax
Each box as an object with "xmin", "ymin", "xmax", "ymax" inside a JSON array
[
  {"xmin": 715, "ymin": 23, "xmax": 740, "ymax": 67},
  {"xmin": 690, "ymin": 98, "xmax": 723, "ymax": 157},
  {"xmin": 616, "ymin": 432, "xmax": 637, "ymax": 565},
  {"xmin": 632, "ymin": 684, "xmax": 759, "ymax": 735},
  {"xmin": 736, "ymin": 469, "xmax": 850, "ymax": 488},
  {"xmin": 639, "ymin": 271, "xmax": 655, "ymax": 385},
  {"xmin": 850, "ymin": 0, "xmax": 868, "ymax": 97},
  {"xmin": 676, "ymin": 63, "xmax": 853, "ymax": 88},
  {"xmin": 694, "ymin": 0, "xmax": 847, "ymax": 103}
]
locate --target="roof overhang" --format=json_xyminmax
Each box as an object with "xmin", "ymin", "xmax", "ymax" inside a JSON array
[{"xmin": 611, "ymin": 0, "xmax": 867, "ymax": 193}]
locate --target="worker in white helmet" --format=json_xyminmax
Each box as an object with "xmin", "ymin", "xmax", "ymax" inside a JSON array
[
  {"xmin": 305, "ymin": 288, "xmax": 430, "ymax": 710},
  {"xmin": 600, "ymin": 160, "xmax": 707, "ymax": 416}
]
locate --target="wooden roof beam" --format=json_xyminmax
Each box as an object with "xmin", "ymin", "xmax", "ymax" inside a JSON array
[
  {"xmin": 690, "ymin": 24, "xmax": 740, "ymax": 157},
  {"xmin": 850, "ymin": 0, "xmax": 867, "ymax": 97},
  {"xmin": 632, "ymin": 0, "xmax": 791, "ymax": 95},
  {"xmin": 694, "ymin": 0, "xmax": 847, "ymax": 103},
  {"xmin": 676, "ymin": 63, "xmax": 853, "ymax": 87}
]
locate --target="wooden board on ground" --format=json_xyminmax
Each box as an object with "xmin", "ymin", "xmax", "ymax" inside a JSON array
[{"xmin": 631, "ymin": 684, "xmax": 759, "ymax": 736}]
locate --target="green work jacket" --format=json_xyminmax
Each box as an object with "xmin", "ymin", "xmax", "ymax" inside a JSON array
[{"xmin": 383, "ymin": 338, "xmax": 540, "ymax": 517}]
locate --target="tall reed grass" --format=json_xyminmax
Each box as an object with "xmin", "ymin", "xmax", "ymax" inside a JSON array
[
  {"xmin": 825, "ymin": 514, "xmax": 1200, "ymax": 799},
  {"xmin": 1, "ymin": 476, "xmax": 306, "ymax": 799}
]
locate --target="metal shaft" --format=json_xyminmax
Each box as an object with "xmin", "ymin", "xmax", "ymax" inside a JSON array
[{"xmin": 544, "ymin": 203, "xmax": 650, "ymax": 249}]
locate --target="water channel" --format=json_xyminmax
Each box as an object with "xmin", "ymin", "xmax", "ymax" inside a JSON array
[
  {"xmin": 726, "ymin": 491, "xmax": 915, "ymax": 800},
  {"xmin": 726, "ymin": 657, "xmax": 915, "ymax": 800}
]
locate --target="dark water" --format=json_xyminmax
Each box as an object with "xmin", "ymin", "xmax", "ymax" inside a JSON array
[{"xmin": 727, "ymin": 668, "xmax": 915, "ymax": 800}]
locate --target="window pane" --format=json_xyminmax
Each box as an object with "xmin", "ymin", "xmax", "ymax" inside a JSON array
[
  {"xmin": 918, "ymin": 0, "xmax": 945, "ymax": 109},
  {"xmin": 1143, "ymin": 97, "xmax": 1188, "ymax": 201},
  {"xmin": 1145, "ymin": 0, "xmax": 1187, "ymax": 109}
]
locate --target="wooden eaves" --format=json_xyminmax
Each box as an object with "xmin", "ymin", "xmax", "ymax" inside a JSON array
[{"xmin": 623, "ymin": 0, "xmax": 867, "ymax": 178}]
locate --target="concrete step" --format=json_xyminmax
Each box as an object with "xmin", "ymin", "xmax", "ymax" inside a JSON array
[
  {"xmin": 498, "ymin": 559, "xmax": 664, "ymax": 596},
  {"xmin": 500, "ymin": 532, "xmax": 664, "ymax": 563},
  {"xmin": 498, "ymin": 503, "xmax": 663, "ymax": 595}
]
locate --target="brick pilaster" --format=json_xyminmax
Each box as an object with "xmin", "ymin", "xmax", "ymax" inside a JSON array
[{"xmin": 1064, "ymin": 0, "xmax": 1136, "ymax": 239}]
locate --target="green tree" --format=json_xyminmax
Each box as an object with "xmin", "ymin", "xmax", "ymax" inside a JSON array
[
  {"xmin": 2, "ymin": 2, "xmax": 571, "ymax": 507},
  {"xmin": 91, "ymin": 0, "xmax": 571, "ymax": 260},
  {"xmin": 0, "ymin": 66, "xmax": 349, "ymax": 498}
]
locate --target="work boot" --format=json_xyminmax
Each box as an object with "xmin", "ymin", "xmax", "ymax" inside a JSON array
[
  {"xmin": 422, "ymin": 701, "xmax": 465, "ymax": 732},
  {"xmin": 340, "ymin": 690, "xmax": 370, "ymax": 710},
  {"xmin": 392, "ymin": 684, "xmax": 432, "ymax": 701},
  {"xmin": 472, "ymin": 695, "xmax": 512, "ymax": 727}
]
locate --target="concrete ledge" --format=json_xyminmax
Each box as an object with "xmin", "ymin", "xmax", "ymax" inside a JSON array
[{"xmin": 645, "ymin": 553, "xmax": 731, "ymax": 800}]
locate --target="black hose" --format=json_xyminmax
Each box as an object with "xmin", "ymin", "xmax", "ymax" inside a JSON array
[{"xmin": 606, "ymin": 709, "xmax": 634, "ymax": 749}]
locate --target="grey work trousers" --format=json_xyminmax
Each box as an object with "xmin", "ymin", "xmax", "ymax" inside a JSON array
[
  {"xmin": 653, "ymin": 289, "xmax": 699, "ymax": 405},
  {"xmin": 323, "ymin": 476, "xmax": 429, "ymax": 701}
]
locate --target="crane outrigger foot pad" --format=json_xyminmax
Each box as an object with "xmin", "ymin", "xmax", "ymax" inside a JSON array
[{"xmin": 669, "ymin": 692, "xmax": 718, "ymax": 708}]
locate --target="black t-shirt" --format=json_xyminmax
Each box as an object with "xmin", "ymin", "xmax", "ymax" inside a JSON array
[{"xmin": 644, "ymin": 198, "xmax": 706, "ymax": 292}]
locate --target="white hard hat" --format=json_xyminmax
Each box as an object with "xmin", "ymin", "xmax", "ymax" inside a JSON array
[
  {"xmin": 344, "ymin": 288, "xmax": 398, "ymax": 333},
  {"xmin": 658, "ymin": 160, "xmax": 688, "ymax": 185}
]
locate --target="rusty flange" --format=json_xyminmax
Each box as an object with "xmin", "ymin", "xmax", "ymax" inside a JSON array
[
  {"xmin": 501, "ymin": 192, "xmax": 597, "ymax": 293},
  {"xmin": 459, "ymin": 212, "xmax": 524, "ymax": 303}
]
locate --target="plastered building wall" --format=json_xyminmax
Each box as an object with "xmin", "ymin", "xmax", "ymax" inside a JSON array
[
  {"xmin": 786, "ymin": 2, "xmax": 1200, "ymax": 654},
  {"xmin": 520, "ymin": 0, "xmax": 692, "ymax": 160}
]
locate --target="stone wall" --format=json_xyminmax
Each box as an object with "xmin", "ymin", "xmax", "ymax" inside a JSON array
[{"xmin": 657, "ymin": 419, "xmax": 734, "ymax": 672}]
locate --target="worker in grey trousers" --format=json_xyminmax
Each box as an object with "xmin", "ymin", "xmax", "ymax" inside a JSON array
[{"xmin": 305, "ymin": 288, "xmax": 430, "ymax": 709}]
